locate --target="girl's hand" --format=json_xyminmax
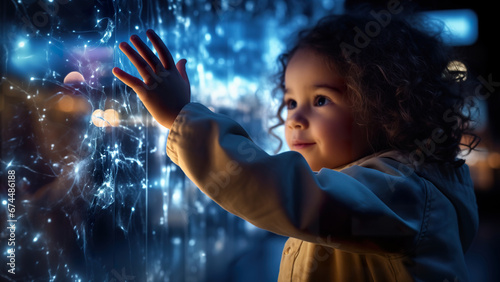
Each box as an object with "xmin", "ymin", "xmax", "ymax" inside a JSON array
[{"xmin": 113, "ymin": 29, "xmax": 190, "ymax": 129}]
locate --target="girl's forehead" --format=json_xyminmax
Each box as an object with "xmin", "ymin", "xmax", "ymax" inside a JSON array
[{"xmin": 285, "ymin": 48, "xmax": 345, "ymax": 88}]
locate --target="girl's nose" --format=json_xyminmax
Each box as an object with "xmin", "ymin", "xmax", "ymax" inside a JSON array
[{"xmin": 286, "ymin": 111, "xmax": 309, "ymax": 130}]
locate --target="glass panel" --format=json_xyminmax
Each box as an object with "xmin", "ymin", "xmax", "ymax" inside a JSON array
[{"xmin": 1, "ymin": 0, "xmax": 341, "ymax": 281}]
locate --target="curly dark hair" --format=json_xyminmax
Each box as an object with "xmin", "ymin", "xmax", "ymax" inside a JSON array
[{"xmin": 270, "ymin": 4, "xmax": 480, "ymax": 166}]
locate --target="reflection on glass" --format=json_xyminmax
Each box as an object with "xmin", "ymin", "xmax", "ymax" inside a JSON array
[{"xmin": 1, "ymin": 0, "xmax": 342, "ymax": 281}]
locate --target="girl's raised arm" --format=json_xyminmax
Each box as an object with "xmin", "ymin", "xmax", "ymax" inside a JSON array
[{"xmin": 166, "ymin": 102, "xmax": 427, "ymax": 254}]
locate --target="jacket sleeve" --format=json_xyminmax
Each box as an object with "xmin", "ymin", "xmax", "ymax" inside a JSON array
[{"xmin": 166, "ymin": 103, "xmax": 427, "ymax": 254}]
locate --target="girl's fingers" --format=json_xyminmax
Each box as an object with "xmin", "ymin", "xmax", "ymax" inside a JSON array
[
  {"xmin": 175, "ymin": 59, "xmax": 190, "ymax": 96},
  {"xmin": 118, "ymin": 42, "xmax": 159, "ymax": 84},
  {"xmin": 129, "ymin": 34, "xmax": 165, "ymax": 73},
  {"xmin": 146, "ymin": 29, "xmax": 176, "ymax": 71},
  {"xmin": 176, "ymin": 59, "xmax": 189, "ymax": 85},
  {"xmin": 112, "ymin": 67, "xmax": 146, "ymax": 92}
]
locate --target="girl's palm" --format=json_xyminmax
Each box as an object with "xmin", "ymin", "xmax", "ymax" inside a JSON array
[{"xmin": 113, "ymin": 29, "xmax": 190, "ymax": 129}]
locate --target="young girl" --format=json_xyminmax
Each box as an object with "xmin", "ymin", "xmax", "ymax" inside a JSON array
[{"xmin": 113, "ymin": 6, "xmax": 480, "ymax": 282}]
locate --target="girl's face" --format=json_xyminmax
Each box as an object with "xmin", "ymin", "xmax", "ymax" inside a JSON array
[{"xmin": 284, "ymin": 48, "xmax": 370, "ymax": 171}]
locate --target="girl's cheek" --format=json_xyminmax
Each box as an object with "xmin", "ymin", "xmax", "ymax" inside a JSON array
[{"xmin": 284, "ymin": 127, "xmax": 292, "ymax": 145}]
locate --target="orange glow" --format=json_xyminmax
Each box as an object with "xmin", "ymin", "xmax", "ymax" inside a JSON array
[
  {"xmin": 57, "ymin": 95, "xmax": 75, "ymax": 112},
  {"xmin": 487, "ymin": 152, "xmax": 500, "ymax": 169},
  {"xmin": 63, "ymin": 71, "xmax": 85, "ymax": 84},
  {"xmin": 92, "ymin": 109, "xmax": 120, "ymax": 127},
  {"xmin": 103, "ymin": 109, "xmax": 120, "ymax": 127},
  {"xmin": 91, "ymin": 109, "xmax": 106, "ymax": 127}
]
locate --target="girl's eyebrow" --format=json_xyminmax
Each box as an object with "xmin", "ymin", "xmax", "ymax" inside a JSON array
[
  {"xmin": 283, "ymin": 83, "xmax": 344, "ymax": 97},
  {"xmin": 312, "ymin": 83, "xmax": 344, "ymax": 93}
]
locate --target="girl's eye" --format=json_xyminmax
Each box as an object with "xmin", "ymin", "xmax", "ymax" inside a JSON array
[
  {"xmin": 315, "ymin": 95, "xmax": 331, "ymax": 107},
  {"xmin": 285, "ymin": 99, "xmax": 297, "ymax": 110}
]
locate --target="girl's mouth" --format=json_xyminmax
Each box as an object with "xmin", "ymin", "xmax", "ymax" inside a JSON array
[{"xmin": 292, "ymin": 142, "xmax": 316, "ymax": 149}]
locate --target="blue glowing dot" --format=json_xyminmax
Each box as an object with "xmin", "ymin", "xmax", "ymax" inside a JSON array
[
  {"xmin": 18, "ymin": 41, "xmax": 25, "ymax": 48},
  {"xmin": 245, "ymin": 2, "xmax": 255, "ymax": 11},
  {"xmin": 216, "ymin": 26, "xmax": 224, "ymax": 36},
  {"xmin": 422, "ymin": 9, "xmax": 478, "ymax": 46},
  {"xmin": 205, "ymin": 33, "xmax": 211, "ymax": 41},
  {"xmin": 2, "ymin": 200, "xmax": 6, "ymax": 205},
  {"xmin": 135, "ymin": 25, "xmax": 139, "ymax": 30},
  {"xmin": 172, "ymin": 190, "xmax": 181, "ymax": 204},
  {"xmin": 197, "ymin": 63, "xmax": 204, "ymax": 72}
]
